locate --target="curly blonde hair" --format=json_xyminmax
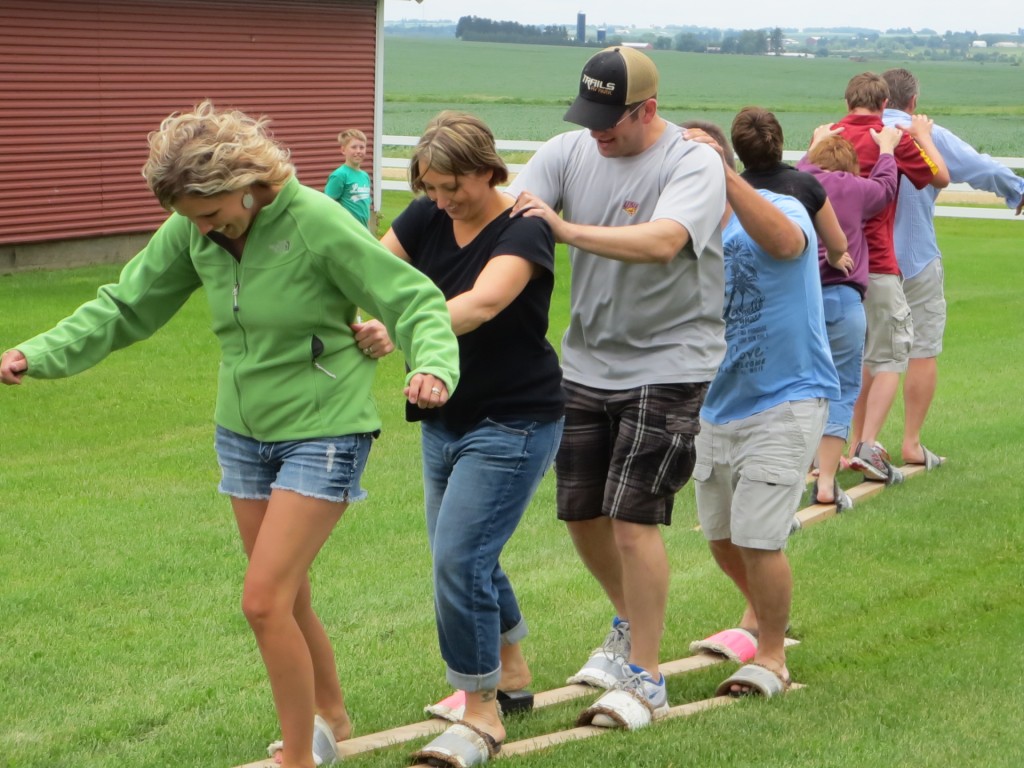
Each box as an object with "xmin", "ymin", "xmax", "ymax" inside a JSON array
[
  {"xmin": 142, "ymin": 100, "xmax": 294, "ymax": 208},
  {"xmin": 408, "ymin": 111, "xmax": 508, "ymax": 193}
]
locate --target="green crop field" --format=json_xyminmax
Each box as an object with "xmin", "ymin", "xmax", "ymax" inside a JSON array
[{"xmin": 383, "ymin": 39, "xmax": 1024, "ymax": 156}]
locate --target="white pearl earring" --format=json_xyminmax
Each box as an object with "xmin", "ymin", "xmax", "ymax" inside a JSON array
[{"xmin": 241, "ymin": 192, "xmax": 254, "ymax": 210}]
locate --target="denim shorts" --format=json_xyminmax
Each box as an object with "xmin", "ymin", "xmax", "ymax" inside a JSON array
[
  {"xmin": 822, "ymin": 284, "xmax": 866, "ymax": 440},
  {"xmin": 214, "ymin": 425, "xmax": 373, "ymax": 504}
]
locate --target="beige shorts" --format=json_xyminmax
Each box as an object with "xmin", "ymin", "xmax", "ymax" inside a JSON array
[
  {"xmin": 904, "ymin": 259, "xmax": 946, "ymax": 359},
  {"xmin": 693, "ymin": 398, "xmax": 827, "ymax": 550},
  {"xmin": 863, "ymin": 273, "xmax": 913, "ymax": 375}
]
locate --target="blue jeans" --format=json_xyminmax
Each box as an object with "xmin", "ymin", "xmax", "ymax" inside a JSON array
[
  {"xmin": 421, "ymin": 417, "xmax": 564, "ymax": 691},
  {"xmin": 822, "ymin": 285, "xmax": 866, "ymax": 440}
]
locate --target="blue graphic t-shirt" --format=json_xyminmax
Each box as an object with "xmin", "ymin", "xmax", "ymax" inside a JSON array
[{"xmin": 701, "ymin": 190, "xmax": 839, "ymax": 424}]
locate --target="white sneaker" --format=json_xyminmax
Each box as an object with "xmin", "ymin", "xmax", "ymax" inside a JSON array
[
  {"xmin": 585, "ymin": 664, "xmax": 669, "ymax": 730},
  {"xmin": 567, "ymin": 618, "xmax": 631, "ymax": 689}
]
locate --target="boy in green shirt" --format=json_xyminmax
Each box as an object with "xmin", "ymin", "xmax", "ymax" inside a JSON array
[{"xmin": 325, "ymin": 128, "xmax": 372, "ymax": 227}]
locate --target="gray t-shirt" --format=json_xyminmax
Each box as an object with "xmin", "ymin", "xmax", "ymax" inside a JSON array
[{"xmin": 508, "ymin": 125, "xmax": 727, "ymax": 388}]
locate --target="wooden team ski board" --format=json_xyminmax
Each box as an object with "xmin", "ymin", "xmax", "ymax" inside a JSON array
[
  {"xmin": 234, "ymin": 640, "xmax": 799, "ymax": 767},
  {"xmin": 694, "ymin": 463, "xmax": 931, "ymax": 532},
  {"xmin": 411, "ymin": 684, "xmax": 806, "ymax": 766},
  {"xmin": 795, "ymin": 464, "xmax": 927, "ymax": 528},
  {"xmin": 236, "ymin": 462, "xmax": 939, "ymax": 766}
]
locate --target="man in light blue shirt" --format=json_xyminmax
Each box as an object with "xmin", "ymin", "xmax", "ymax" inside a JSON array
[
  {"xmin": 882, "ymin": 68, "xmax": 1024, "ymax": 469},
  {"xmin": 684, "ymin": 122, "xmax": 839, "ymax": 698}
]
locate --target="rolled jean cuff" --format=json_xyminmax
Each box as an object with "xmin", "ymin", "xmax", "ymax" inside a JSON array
[
  {"xmin": 446, "ymin": 665, "xmax": 502, "ymax": 693},
  {"xmin": 501, "ymin": 617, "xmax": 528, "ymax": 646},
  {"xmin": 823, "ymin": 421, "xmax": 850, "ymax": 441}
]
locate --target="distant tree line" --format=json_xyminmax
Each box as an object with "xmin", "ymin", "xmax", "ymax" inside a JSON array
[
  {"xmin": 672, "ymin": 27, "xmax": 1021, "ymax": 61},
  {"xmin": 384, "ymin": 21, "xmax": 455, "ymax": 39},
  {"xmin": 455, "ymin": 15, "xmax": 568, "ymax": 45},
  {"xmin": 675, "ymin": 28, "xmax": 781, "ymax": 55},
  {"xmin": 387, "ymin": 17, "xmax": 1022, "ymax": 64}
]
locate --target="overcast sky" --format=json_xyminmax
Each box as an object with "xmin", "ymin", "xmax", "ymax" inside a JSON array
[{"xmin": 385, "ymin": 1, "xmax": 1020, "ymax": 35}]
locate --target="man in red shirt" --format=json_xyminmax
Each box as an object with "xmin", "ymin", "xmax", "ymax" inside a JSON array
[{"xmin": 831, "ymin": 72, "xmax": 949, "ymax": 483}]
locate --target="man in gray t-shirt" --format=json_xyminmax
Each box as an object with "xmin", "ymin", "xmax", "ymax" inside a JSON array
[{"xmin": 509, "ymin": 46, "xmax": 726, "ymax": 729}]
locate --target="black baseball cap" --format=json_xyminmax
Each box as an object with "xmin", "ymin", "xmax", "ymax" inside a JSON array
[{"xmin": 563, "ymin": 46, "xmax": 659, "ymax": 131}]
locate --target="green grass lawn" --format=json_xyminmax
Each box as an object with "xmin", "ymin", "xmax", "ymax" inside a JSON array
[{"xmin": 1, "ymin": 204, "xmax": 1022, "ymax": 767}]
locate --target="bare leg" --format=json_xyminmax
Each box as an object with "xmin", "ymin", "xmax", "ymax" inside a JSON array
[
  {"xmin": 815, "ymin": 435, "xmax": 847, "ymax": 503},
  {"xmin": 235, "ymin": 500, "xmax": 352, "ymax": 744},
  {"xmin": 462, "ymin": 689, "xmax": 506, "ymax": 745},
  {"xmin": 859, "ymin": 370, "xmax": 901, "ymax": 447},
  {"xmin": 434, "ymin": 639, "xmax": 530, "ymax": 742},
  {"xmin": 736, "ymin": 547, "xmax": 791, "ymax": 679},
  {"xmin": 293, "ymin": 578, "xmax": 352, "ymax": 740},
  {"xmin": 566, "ymin": 517, "xmax": 626, "ymax": 618},
  {"xmin": 234, "ymin": 491, "xmax": 346, "ymax": 768},
  {"xmin": 711, "ymin": 540, "xmax": 792, "ymax": 692},
  {"xmin": 612, "ymin": 520, "xmax": 668, "ymax": 676},
  {"xmin": 848, "ymin": 366, "xmax": 873, "ymax": 455},
  {"xmin": 709, "ymin": 539, "xmax": 757, "ymax": 632},
  {"xmin": 498, "ymin": 642, "xmax": 532, "ymax": 692},
  {"xmin": 902, "ymin": 356, "xmax": 938, "ymax": 463}
]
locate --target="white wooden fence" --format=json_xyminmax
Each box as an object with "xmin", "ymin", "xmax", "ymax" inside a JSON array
[{"xmin": 380, "ymin": 136, "xmax": 1024, "ymax": 222}]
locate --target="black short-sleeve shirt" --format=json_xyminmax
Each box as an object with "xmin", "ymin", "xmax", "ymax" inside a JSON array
[
  {"xmin": 392, "ymin": 196, "xmax": 564, "ymax": 432},
  {"xmin": 742, "ymin": 162, "xmax": 828, "ymax": 220}
]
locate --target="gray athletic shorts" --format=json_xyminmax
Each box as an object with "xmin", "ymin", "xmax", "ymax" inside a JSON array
[
  {"xmin": 693, "ymin": 398, "xmax": 826, "ymax": 550},
  {"xmin": 863, "ymin": 273, "xmax": 913, "ymax": 375},
  {"xmin": 904, "ymin": 258, "xmax": 946, "ymax": 359}
]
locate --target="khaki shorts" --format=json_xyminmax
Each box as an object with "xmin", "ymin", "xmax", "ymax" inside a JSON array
[
  {"xmin": 863, "ymin": 273, "xmax": 913, "ymax": 375},
  {"xmin": 904, "ymin": 259, "xmax": 946, "ymax": 359},
  {"xmin": 693, "ymin": 399, "xmax": 826, "ymax": 550}
]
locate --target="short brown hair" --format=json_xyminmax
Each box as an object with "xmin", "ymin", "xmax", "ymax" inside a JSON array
[
  {"xmin": 680, "ymin": 120, "xmax": 736, "ymax": 171},
  {"xmin": 409, "ymin": 111, "xmax": 508, "ymax": 192},
  {"xmin": 882, "ymin": 68, "xmax": 918, "ymax": 112},
  {"xmin": 337, "ymin": 128, "xmax": 367, "ymax": 146},
  {"xmin": 807, "ymin": 135, "xmax": 861, "ymax": 174},
  {"xmin": 730, "ymin": 106, "xmax": 784, "ymax": 172},
  {"xmin": 844, "ymin": 72, "xmax": 889, "ymax": 112}
]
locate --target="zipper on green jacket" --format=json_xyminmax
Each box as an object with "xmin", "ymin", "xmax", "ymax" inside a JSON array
[{"xmin": 231, "ymin": 260, "xmax": 254, "ymax": 436}]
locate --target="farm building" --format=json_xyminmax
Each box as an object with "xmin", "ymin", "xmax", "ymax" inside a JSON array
[{"xmin": 0, "ymin": 0, "xmax": 400, "ymax": 273}]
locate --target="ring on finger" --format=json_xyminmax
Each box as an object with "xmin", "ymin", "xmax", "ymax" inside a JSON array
[{"xmin": 430, "ymin": 386, "xmax": 442, "ymax": 395}]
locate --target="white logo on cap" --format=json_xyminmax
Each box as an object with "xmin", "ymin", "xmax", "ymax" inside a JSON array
[{"xmin": 581, "ymin": 74, "xmax": 615, "ymax": 95}]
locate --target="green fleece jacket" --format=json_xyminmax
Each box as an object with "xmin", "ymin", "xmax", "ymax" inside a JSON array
[{"xmin": 17, "ymin": 178, "xmax": 459, "ymax": 441}]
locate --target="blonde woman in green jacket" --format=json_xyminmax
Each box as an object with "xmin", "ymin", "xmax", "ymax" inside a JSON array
[{"xmin": 0, "ymin": 101, "xmax": 459, "ymax": 768}]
